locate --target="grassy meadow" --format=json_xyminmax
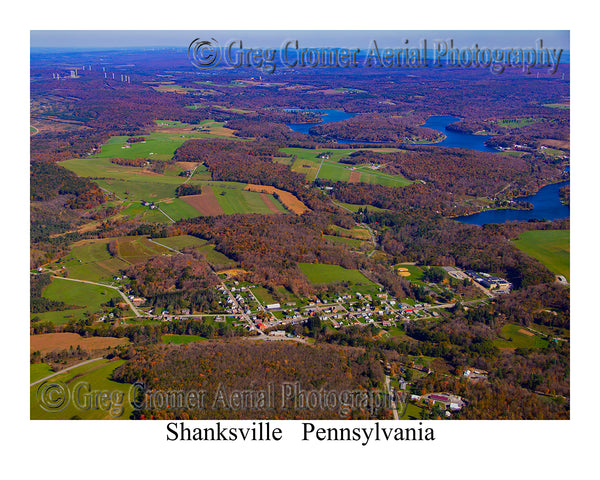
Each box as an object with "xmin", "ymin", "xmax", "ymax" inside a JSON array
[{"xmin": 513, "ymin": 230, "xmax": 570, "ymax": 280}]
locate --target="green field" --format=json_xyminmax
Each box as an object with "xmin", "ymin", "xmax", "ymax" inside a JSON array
[
  {"xmin": 61, "ymin": 145, "xmax": 287, "ymax": 220},
  {"xmin": 31, "ymin": 277, "xmax": 131, "ymax": 325},
  {"xmin": 399, "ymin": 402, "xmax": 426, "ymax": 420},
  {"xmin": 161, "ymin": 334, "xmax": 208, "ymax": 344},
  {"xmin": 212, "ymin": 186, "xmax": 287, "ymax": 214},
  {"xmin": 329, "ymin": 225, "xmax": 372, "ymax": 240},
  {"xmin": 157, "ymin": 198, "xmax": 203, "ymax": 221},
  {"xmin": 198, "ymin": 244, "xmax": 236, "ymax": 267},
  {"xmin": 88, "ymin": 132, "xmax": 190, "ymax": 161},
  {"xmin": 323, "ymin": 234, "xmax": 367, "ymax": 249},
  {"xmin": 54, "ymin": 236, "xmax": 172, "ymax": 281},
  {"xmin": 395, "ymin": 264, "xmax": 424, "ymax": 282},
  {"xmin": 282, "ymin": 147, "xmax": 412, "ymax": 186},
  {"xmin": 542, "ymin": 103, "xmax": 570, "ymax": 109},
  {"xmin": 494, "ymin": 323, "xmax": 550, "ymax": 350},
  {"xmin": 298, "ymin": 262, "xmax": 377, "ymax": 288},
  {"xmin": 115, "ymin": 236, "xmax": 171, "ymax": 264},
  {"xmin": 60, "ymin": 157, "xmax": 190, "ymax": 184},
  {"xmin": 252, "ymin": 286, "xmax": 278, "ymax": 305},
  {"xmin": 316, "ymin": 162, "xmax": 352, "ymax": 182},
  {"xmin": 352, "ymin": 167, "xmax": 413, "ymax": 187},
  {"xmin": 96, "ymin": 178, "xmax": 179, "ymax": 202},
  {"xmin": 513, "ymin": 230, "xmax": 570, "ymax": 281},
  {"xmin": 493, "ymin": 117, "xmax": 540, "ymax": 128},
  {"xmin": 151, "ymin": 235, "xmax": 208, "ymax": 251},
  {"xmin": 118, "ymin": 202, "xmax": 168, "ymax": 223},
  {"xmin": 30, "ymin": 359, "xmax": 134, "ymax": 420},
  {"xmin": 30, "ymin": 363, "xmax": 54, "ymax": 383},
  {"xmin": 58, "ymin": 239, "xmax": 129, "ymax": 282}
]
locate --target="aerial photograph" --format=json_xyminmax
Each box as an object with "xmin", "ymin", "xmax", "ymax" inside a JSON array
[{"xmin": 29, "ymin": 29, "xmax": 572, "ymax": 425}]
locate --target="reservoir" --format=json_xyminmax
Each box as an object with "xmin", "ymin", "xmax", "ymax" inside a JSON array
[
  {"xmin": 287, "ymin": 111, "xmax": 497, "ymax": 152},
  {"xmin": 419, "ymin": 115, "xmax": 498, "ymax": 153},
  {"xmin": 454, "ymin": 180, "xmax": 570, "ymax": 225},
  {"xmin": 286, "ymin": 109, "xmax": 355, "ymax": 135}
]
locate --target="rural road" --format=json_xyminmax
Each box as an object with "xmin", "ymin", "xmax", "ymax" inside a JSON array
[
  {"xmin": 50, "ymin": 275, "xmax": 145, "ymax": 317},
  {"xmin": 385, "ymin": 375, "xmax": 400, "ymax": 420},
  {"xmin": 30, "ymin": 357, "xmax": 105, "ymax": 387},
  {"xmin": 156, "ymin": 207, "xmax": 176, "ymax": 223}
]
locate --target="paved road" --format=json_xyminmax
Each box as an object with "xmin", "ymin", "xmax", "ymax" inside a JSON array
[
  {"xmin": 50, "ymin": 275, "xmax": 144, "ymax": 317},
  {"xmin": 157, "ymin": 207, "xmax": 176, "ymax": 223},
  {"xmin": 30, "ymin": 357, "xmax": 105, "ymax": 387},
  {"xmin": 314, "ymin": 157, "xmax": 325, "ymax": 180},
  {"xmin": 98, "ymin": 186, "xmax": 124, "ymax": 201},
  {"xmin": 385, "ymin": 375, "xmax": 400, "ymax": 420}
]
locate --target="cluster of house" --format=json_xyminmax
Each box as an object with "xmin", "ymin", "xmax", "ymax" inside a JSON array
[
  {"xmin": 464, "ymin": 270, "xmax": 512, "ymax": 292},
  {"xmin": 463, "ymin": 368, "xmax": 489, "ymax": 382},
  {"xmin": 411, "ymin": 393, "xmax": 467, "ymax": 411},
  {"xmin": 140, "ymin": 200, "xmax": 158, "ymax": 210}
]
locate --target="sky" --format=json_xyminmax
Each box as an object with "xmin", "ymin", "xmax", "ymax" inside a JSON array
[{"xmin": 30, "ymin": 30, "xmax": 570, "ymax": 51}]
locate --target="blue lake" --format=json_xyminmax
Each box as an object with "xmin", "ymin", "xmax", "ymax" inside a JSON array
[
  {"xmin": 286, "ymin": 109, "xmax": 355, "ymax": 135},
  {"xmin": 419, "ymin": 115, "xmax": 498, "ymax": 153},
  {"xmin": 455, "ymin": 180, "xmax": 570, "ymax": 225}
]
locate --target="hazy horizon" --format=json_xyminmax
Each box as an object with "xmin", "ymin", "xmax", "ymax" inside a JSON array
[{"xmin": 31, "ymin": 30, "xmax": 570, "ymax": 51}]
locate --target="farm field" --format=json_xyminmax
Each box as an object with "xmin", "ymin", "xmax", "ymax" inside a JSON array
[
  {"xmin": 95, "ymin": 178, "xmax": 179, "ymax": 202},
  {"xmin": 30, "ymin": 359, "xmax": 134, "ymax": 420},
  {"xmin": 60, "ymin": 156, "xmax": 185, "ymax": 181},
  {"xmin": 323, "ymin": 234, "xmax": 367, "ymax": 249},
  {"xmin": 244, "ymin": 184, "xmax": 309, "ymax": 214},
  {"xmin": 282, "ymin": 147, "xmax": 412, "ymax": 186},
  {"xmin": 492, "ymin": 117, "xmax": 540, "ymax": 128},
  {"xmin": 58, "ymin": 239, "xmax": 129, "ymax": 282},
  {"xmin": 119, "ymin": 202, "xmax": 172, "ymax": 223},
  {"xmin": 114, "ymin": 236, "xmax": 171, "ymax": 264},
  {"xmin": 30, "ymin": 332, "xmax": 129, "ymax": 355},
  {"xmin": 151, "ymin": 235, "xmax": 208, "ymax": 251},
  {"xmin": 197, "ymin": 244, "xmax": 236, "ymax": 267},
  {"xmin": 298, "ymin": 262, "xmax": 377, "ymax": 289},
  {"xmin": 250, "ymin": 286, "xmax": 277, "ymax": 305},
  {"xmin": 51, "ymin": 236, "xmax": 172, "ymax": 280},
  {"xmin": 30, "ymin": 363, "xmax": 54, "ymax": 383},
  {"xmin": 212, "ymin": 185, "xmax": 287, "ymax": 215},
  {"xmin": 329, "ymin": 225, "xmax": 372, "ymax": 240},
  {"xmin": 157, "ymin": 198, "xmax": 203, "ymax": 221},
  {"xmin": 31, "ymin": 277, "xmax": 130, "ymax": 325},
  {"xmin": 513, "ymin": 230, "xmax": 570, "ymax": 281},
  {"xmin": 181, "ymin": 184, "xmax": 288, "ymax": 216},
  {"xmin": 493, "ymin": 324, "xmax": 550, "ymax": 350}
]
